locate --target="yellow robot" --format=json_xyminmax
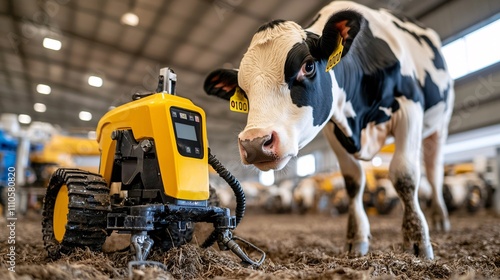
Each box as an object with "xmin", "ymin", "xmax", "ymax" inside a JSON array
[{"xmin": 41, "ymin": 67, "xmax": 265, "ymax": 267}]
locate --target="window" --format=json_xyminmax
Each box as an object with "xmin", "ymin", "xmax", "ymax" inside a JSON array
[
  {"xmin": 442, "ymin": 18, "xmax": 500, "ymax": 79},
  {"xmin": 297, "ymin": 154, "xmax": 316, "ymax": 177},
  {"xmin": 259, "ymin": 170, "xmax": 275, "ymax": 186}
]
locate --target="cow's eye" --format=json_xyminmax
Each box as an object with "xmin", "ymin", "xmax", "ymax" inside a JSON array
[{"xmin": 302, "ymin": 61, "xmax": 315, "ymax": 77}]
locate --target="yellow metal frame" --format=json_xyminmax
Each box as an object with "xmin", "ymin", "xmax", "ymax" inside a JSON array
[{"xmin": 96, "ymin": 93, "xmax": 209, "ymax": 201}]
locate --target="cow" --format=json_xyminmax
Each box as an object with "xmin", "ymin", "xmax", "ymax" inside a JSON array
[{"xmin": 203, "ymin": 1, "xmax": 454, "ymax": 259}]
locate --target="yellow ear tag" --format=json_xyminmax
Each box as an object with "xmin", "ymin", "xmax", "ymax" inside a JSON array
[
  {"xmin": 325, "ymin": 36, "xmax": 344, "ymax": 72},
  {"xmin": 229, "ymin": 87, "xmax": 249, "ymax": 113}
]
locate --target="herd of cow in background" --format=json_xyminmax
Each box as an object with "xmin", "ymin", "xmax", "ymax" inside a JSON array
[{"xmin": 210, "ymin": 159, "xmax": 498, "ymax": 216}]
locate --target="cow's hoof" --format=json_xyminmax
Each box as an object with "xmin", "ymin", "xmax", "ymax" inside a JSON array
[
  {"xmin": 406, "ymin": 242, "xmax": 434, "ymax": 260},
  {"xmin": 430, "ymin": 204, "xmax": 451, "ymax": 232},
  {"xmin": 345, "ymin": 241, "xmax": 369, "ymax": 257},
  {"xmin": 432, "ymin": 216, "xmax": 450, "ymax": 232}
]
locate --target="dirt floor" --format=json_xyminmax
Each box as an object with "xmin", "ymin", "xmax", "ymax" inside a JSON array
[{"xmin": 1, "ymin": 207, "xmax": 500, "ymax": 280}]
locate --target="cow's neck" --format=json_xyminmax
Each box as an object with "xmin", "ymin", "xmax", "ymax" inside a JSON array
[{"xmin": 328, "ymin": 57, "xmax": 394, "ymax": 159}]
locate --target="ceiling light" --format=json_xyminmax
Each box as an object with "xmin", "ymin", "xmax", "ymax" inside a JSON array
[
  {"xmin": 121, "ymin": 12, "xmax": 139, "ymax": 26},
  {"xmin": 43, "ymin": 37, "xmax": 62, "ymax": 51},
  {"xmin": 34, "ymin": 103, "xmax": 47, "ymax": 113},
  {"xmin": 18, "ymin": 114, "xmax": 32, "ymax": 124},
  {"xmin": 371, "ymin": 156, "xmax": 382, "ymax": 167},
  {"xmin": 36, "ymin": 84, "xmax": 51, "ymax": 94},
  {"xmin": 79, "ymin": 111, "xmax": 92, "ymax": 121},
  {"xmin": 88, "ymin": 76, "xmax": 103, "ymax": 87}
]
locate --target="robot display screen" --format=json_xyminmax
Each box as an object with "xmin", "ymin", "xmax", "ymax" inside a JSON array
[{"xmin": 174, "ymin": 122, "xmax": 197, "ymax": 141}]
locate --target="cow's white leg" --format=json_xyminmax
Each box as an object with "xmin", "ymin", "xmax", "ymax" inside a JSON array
[
  {"xmin": 323, "ymin": 122, "xmax": 370, "ymax": 256},
  {"xmin": 423, "ymin": 131, "xmax": 450, "ymax": 232},
  {"xmin": 390, "ymin": 98, "xmax": 433, "ymax": 259}
]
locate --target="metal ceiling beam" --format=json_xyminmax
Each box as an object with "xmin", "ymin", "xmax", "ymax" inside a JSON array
[
  {"xmin": 414, "ymin": 0, "xmax": 455, "ymax": 19},
  {"xmin": 61, "ymin": 0, "xmax": 77, "ymax": 85}
]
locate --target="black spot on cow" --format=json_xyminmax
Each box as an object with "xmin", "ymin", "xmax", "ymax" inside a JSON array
[
  {"xmin": 392, "ymin": 21, "xmax": 446, "ymax": 70},
  {"xmin": 421, "ymin": 35, "xmax": 446, "ymax": 70},
  {"xmin": 334, "ymin": 62, "xmax": 416, "ymax": 153},
  {"xmin": 341, "ymin": 19, "xmax": 399, "ymax": 75},
  {"xmin": 284, "ymin": 43, "xmax": 311, "ymax": 85},
  {"xmin": 323, "ymin": 19, "xmax": 449, "ymax": 154},
  {"xmin": 344, "ymin": 175, "xmax": 360, "ymax": 198},
  {"xmin": 288, "ymin": 59, "xmax": 334, "ymax": 127},
  {"xmin": 282, "ymin": 36, "xmax": 333, "ymax": 127},
  {"xmin": 333, "ymin": 123, "xmax": 358, "ymax": 154},
  {"xmin": 333, "ymin": 59, "xmax": 447, "ymax": 154},
  {"xmin": 257, "ymin": 19, "xmax": 287, "ymax": 33},
  {"xmin": 422, "ymin": 71, "xmax": 451, "ymax": 111},
  {"xmin": 305, "ymin": 31, "xmax": 321, "ymax": 59}
]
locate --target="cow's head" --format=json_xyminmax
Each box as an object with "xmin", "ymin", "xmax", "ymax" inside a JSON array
[{"xmin": 204, "ymin": 11, "xmax": 362, "ymax": 171}]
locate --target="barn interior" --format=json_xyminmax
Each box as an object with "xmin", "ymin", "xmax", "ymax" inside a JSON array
[{"xmin": 0, "ymin": 0, "xmax": 500, "ymax": 279}]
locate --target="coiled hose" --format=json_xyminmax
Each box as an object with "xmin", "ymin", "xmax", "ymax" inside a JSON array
[{"xmin": 202, "ymin": 148, "xmax": 246, "ymax": 248}]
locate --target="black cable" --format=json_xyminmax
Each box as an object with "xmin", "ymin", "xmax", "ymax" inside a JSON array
[{"xmin": 202, "ymin": 148, "xmax": 246, "ymax": 248}]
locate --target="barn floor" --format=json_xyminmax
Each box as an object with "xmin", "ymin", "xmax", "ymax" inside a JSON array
[{"xmin": 1, "ymin": 208, "xmax": 500, "ymax": 279}]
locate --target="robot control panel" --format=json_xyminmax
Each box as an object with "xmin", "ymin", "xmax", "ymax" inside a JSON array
[{"xmin": 170, "ymin": 107, "xmax": 203, "ymax": 159}]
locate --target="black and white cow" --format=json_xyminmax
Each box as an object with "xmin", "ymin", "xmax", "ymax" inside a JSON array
[{"xmin": 204, "ymin": 1, "xmax": 454, "ymax": 259}]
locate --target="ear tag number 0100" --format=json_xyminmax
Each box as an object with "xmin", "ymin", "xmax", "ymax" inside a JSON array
[{"xmin": 230, "ymin": 87, "xmax": 249, "ymax": 113}]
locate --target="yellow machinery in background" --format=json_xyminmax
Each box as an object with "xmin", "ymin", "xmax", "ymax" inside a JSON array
[
  {"xmin": 40, "ymin": 67, "xmax": 265, "ymax": 267},
  {"xmin": 443, "ymin": 162, "xmax": 491, "ymax": 213},
  {"xmin": 315, "ymin": 171, "xmax": 349, "ymax": 215},
  {"xmin": 362, "ymin": 143, "xmax": 400, "ymax": 215},
  {"xmin": 30, "ymin": 134, "xmax": 100, "ymax": 185},
  {"xmin": 26, "ymin": 134, "xmax": 100, "ymax": 210},
  {"xmin": 311, "ymin": 144, "xmax": 398, "ymax": 216}
]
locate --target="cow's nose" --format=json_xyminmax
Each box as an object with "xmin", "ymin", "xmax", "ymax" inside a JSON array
[{"xmin": 239, "ymin": 131, "xmax": 277, "ymax": 164}]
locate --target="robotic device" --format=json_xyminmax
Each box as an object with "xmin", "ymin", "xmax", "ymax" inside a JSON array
[{"xmin": 41, "ymin": 67, "xmax": 265, "ymax": 267}]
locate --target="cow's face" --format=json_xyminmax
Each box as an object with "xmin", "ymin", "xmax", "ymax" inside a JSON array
[{"xmin": 204, "ymin": 13, "xmax": 362, "ymax": 171}]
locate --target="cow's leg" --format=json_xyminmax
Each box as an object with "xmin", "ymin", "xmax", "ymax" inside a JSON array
[
  {"xmin": 423, "ymin": 131, "xmax": 450, "ymax": 232},
  {"xmin": 323, "ymin": 123, "xmax": 370, "ymax": 256},
  {"xmin": 390, "ymin": 98, "xmax": 434, "ymax": 259}
]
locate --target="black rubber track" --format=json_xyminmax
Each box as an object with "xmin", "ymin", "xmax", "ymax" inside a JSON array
[{"xmin": 42, "ymin": 168, "xmax": 110, "ymax": 260}]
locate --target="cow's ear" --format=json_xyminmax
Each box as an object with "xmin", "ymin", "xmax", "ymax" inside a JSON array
[
  {"xmin": 204, "ymin": 69, "xmax": 243, "ymax": 101},
  {"xmin": 318, "ymin": 10, "xmax": 363, "ymax": 69}
]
